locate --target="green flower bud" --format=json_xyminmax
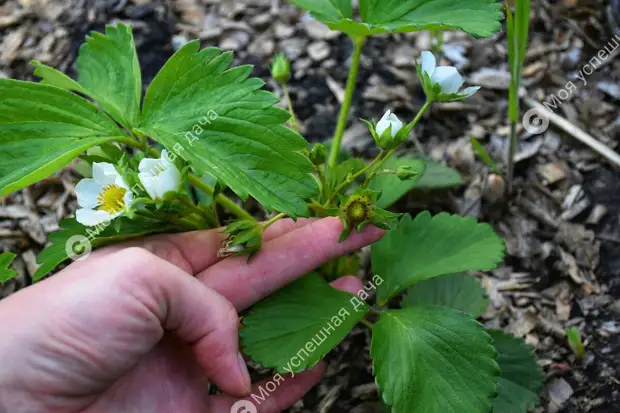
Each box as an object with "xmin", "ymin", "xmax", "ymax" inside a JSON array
[
  {"xmin": 271, "ymin": 53, "xmax": 291, "ymax": 84},
  {"xmin": 219, "ymin": 219, "xmax": 263, "ymax": 259},
  {"xmin": 308, "ymin": 143, "xmax": 327, "ymax": 165},
  {"xmin": 396, "ymin": 165, "xmax": 420, "ymax": 181}
]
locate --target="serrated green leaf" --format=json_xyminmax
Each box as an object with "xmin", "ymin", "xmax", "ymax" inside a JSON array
[
  {"xmin": 240, "ymin": 273, "xmax": 368, "ymax": 373},
  {"xmin": 360, "ymin": 0, "xmax": 503, "ymax": 37},
  {"xmin": 371, "ymin": 306, "xmax": 499, "ymax": 413},
  {"xmin": 371, "ymin": 212, "xmax": 504, "ymax": 304},
  {"xmin": 140, "ymin": 41, "xmax": 318, "ymax": 217},
  {"xmin": 403, "ymin": 273, "xmax": 488, "ymax": 318},
  {"xmin": 0, "ymin": 80, "xmax": 125, "ymax": 196},
  {"xmin": 31, "ymin": 60, "xmax": 85, "ymax": 92},
  {"xmin": 76, "ymin": 24, "xmax": 141, "ymax": 130},
  {"xmin": 290, "ymin": 0, "xmax": 503, "ymax": 38},
  {"xmin": 290, "ymin": 0, "xmax": 352, "ymax": 21},
  {"xmin": 415, "ymin": 157, "xmax": 463, "ymax": 188},
  {"xmin": 488, "ymin": 330, "xmax": 543, "ymax": 413},
  {"xmin": 0, "ymin": 252, "xmax": 18, "ymax": 283},
  {"xmin": 34, "ymin": 217, "xmax": 176, "ymax": 280}
]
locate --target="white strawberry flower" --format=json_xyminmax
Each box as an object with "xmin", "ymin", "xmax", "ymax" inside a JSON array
[
  {"xmin": 418, "ymin": 51, "xmax": 480, "ymax": 101},
  {"xmin": 376, "ymin": 110, "xmax": 404, "ymax": 138},
  {"xmin": 138, "ymin": 150, "xmax": 182, "ymax": 201},
  {"xmin": 75, "ymin": 163, "xmax": 133, "ymax": 226}
]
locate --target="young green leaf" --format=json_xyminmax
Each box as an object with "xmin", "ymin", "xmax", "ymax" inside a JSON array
[
  {"xmin": 488, "ymin": 330, "xmax": 543, "ymax": 413},
  {"xmin": 139, "ymin": 41, "xmax": 318, "ymax": 217},
  {"xmin": 0, "ymin": 80, "xmax": 125, "ymax": 197},
  {"xmin": 470, "ymin": 137, "xmax": 502, "ymax": 175},
  {"xmin": 371, "ymin": 306, "xmax": 499, "ymax": 413},
  {"xmin": 240, "ymin": 273, "xmax": 368, "ymax": 374},
  {"xmin": 368, "ymin": 156, "xmax": 461, "ymax": 209},
  {"xmin": 76, "ymin": 24, "xmax": 142, "ymax": 130},
  {"xmin": 31, "ymin": 60, "xmax": 85, "ymax": 92},
  {"xmin": 566, "ymin": 327, "xmax": 585, "ymax": 360},
  {"xmin": 0, "ymin": 252, "xmax": 18, "ymax": 283},
  {"xmin": 34, "ymin": 217, "xmax": 176, "ymax": 280},
  {"xmin": 371, "ymin": 212, "xmax": 504, "ymax": 305},
  {"xmin": 403, "ymin": 273, "xmax": 488, "ymax": 318},
  {"xmin": 292, "ymin": 0, "xmax": 503, "ymax": 38}
]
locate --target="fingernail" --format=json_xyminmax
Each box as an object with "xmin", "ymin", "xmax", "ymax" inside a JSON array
[{"xmin": 237, "ymin": 352, "xmax": 251, "ymax": 394}]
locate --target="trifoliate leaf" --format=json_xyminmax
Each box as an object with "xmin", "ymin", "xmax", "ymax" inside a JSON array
[
  {"xmin": 34, "ymin": 217, "xmax": 176, "ymax": 280},
  {"xmin": 240, "ymin": 273, "xmax": 368, "ymax": 374},
  {"xmin": 31, "ymin": 60, "xmax": 85, "ymax": 92},
  {"xmin": 140, "ymin": 41, "xmax": 318, "ymax": 217},
  {"xmin": 289, "ymin": 0, "xmax": 503, "ymax": 38},
  {"xmin": 371, "ymin": 306, "xmax": 499, "ymax": 413},
  {"xmin": 0, "ymin": 252, "xmax": 18, "ymax": 283},
  {"xmin": 76, "ymin": 24, "xmax": 141, "ymax": 130},
  {"xmin": 371, "ymin": 212, "xmax": 504, "ymax": 305},
  {"xmin": 488, "ymin": 330, "xmax": 543, "ymax": 413},
  {"xmin": 0, "ymin": 80, "xmax": 125, "ymax": 196},
  {"xmin": 369, "ymin": 157, "xmax": 461, "ymax": 208},
  {"xmin": 403, "ymin": 273, "xmax": 488, "ymax": 318}
]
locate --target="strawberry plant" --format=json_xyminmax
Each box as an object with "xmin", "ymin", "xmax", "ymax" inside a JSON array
[{"xmin": 0, "ymin": 2, "xmax": 544, "ymax": 412}]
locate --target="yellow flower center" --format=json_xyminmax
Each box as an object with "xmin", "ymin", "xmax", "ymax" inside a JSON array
[{"xmin": 97, "ymin": 184, "xmax": 127, "ymax": 214}]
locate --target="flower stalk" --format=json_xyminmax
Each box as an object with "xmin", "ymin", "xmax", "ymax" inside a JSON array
[{"xmin": 327, "ymin": 35, "xmax": 366, "ymax": 169}]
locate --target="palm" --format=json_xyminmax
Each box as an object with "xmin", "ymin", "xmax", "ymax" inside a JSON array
[{"xmin": 85, "ymin": 336, "xmax": 213, "ymax": 412}]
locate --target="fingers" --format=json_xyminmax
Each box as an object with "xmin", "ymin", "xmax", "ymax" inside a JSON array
[
  {"xmin": 330, "ymin": 275, "xmax": 364, "ymax": 295},
  {"xmin": 208, "ymin": 363, "xmax": 326, "ymax": 413},
  {"xmin": 89, "ymin": 218, "xmax": 316, "ymax": 275},
  {"xmin": 112, "ymin": 248, "xmax": 251, "ymax": 397},
  {"xmin": 200, "ymin": 217, "xmax": 384, "ymax": 311}
]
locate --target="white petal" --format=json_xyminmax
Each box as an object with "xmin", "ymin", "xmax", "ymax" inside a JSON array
[
  {"xmin": 75, "ymin": 178, "xmax": 102, "ymax": 209},
  {"xmin": 114, "ymin": 173, "xmax": 131, "ymax": 191},
  {"xmin": 420, "ymin": 51, "xmax": 436, "ymax": 78},
  {"xmin": 92, "ymin": 162, "xmax": 119, "ymax": 186},
  {"xmin": 390, "ymin": 117, "xmax": 404, "ymax": 136},
  {"xmin": 76, "ymin": 208, "xmax": 111, "ymax": 227},
  {"xmin": 460, "ymin": 86, "xmax": 480, "ymax": 97},
  {"xmin": 160, "ymin": 150, "xmax": 174, "ymax": 165},
  {"xmin": 158, "ymin": 166, "xmax": 182, "ymax": 195},
  {"xmin": 138, "ymin": 174, "xmax": 159, "ymax": 200},
  {"xmin": 138, "ymin": 158, "xmax": 161, "ymax": 175},
  {"xmin": 123, "ymin": 186, "xmax": 134, "ymax": 209},
  {"xmin": 376, "ymin": 119, "xmax": 390, "ymax": 137},
  {"xmin": 431, "ymin": 66, "xmax": 464, "ymax": 95}
]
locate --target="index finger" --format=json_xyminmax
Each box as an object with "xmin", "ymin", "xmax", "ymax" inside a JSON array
[{"xmin": 199, "ymin": 217, "xmax": 384, "ymax": 311}]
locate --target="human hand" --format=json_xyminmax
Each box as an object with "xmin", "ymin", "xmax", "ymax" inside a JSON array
[{"xmin": 0, "ymin": 218, "xmax": 382, "ymax": 413}]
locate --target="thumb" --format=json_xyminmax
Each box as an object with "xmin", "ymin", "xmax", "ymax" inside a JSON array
[
  {"xmin": 121, "ymin": 248, "xmax": 251, "ymax": 396},
  {"xmin": 0, "ymin": 247, "xmax": 251, "ymax": 401}
]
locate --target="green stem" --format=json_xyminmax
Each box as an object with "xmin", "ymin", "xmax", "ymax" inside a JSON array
[
  {"xmin": 327, "ymin": 36, "xmax": 366, "ymax": 169},
  {"xmin": 360, "ymin": 319, "xmax": 374, "ymax": 329},
  {"xmin": 115, "ymin": 136, "xmax": 142, "ymax": 149},
  {"xmin": 187, "ymin": 175, "xmax": 255, "ymax": 222},
  {"xmin": 282, "ymin": 84, "xmax": 299, "ymax": 130},
  {"xmin": 263, "ymin": 212, "xmax": 286, "ymax": 230},
  {"xmin": 507, "ymin": 120, "xmax": 517, "ymax": 193},
  {"xmin": 325, "ymin": 151, "xmax": 385, "ymax": 206}
]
